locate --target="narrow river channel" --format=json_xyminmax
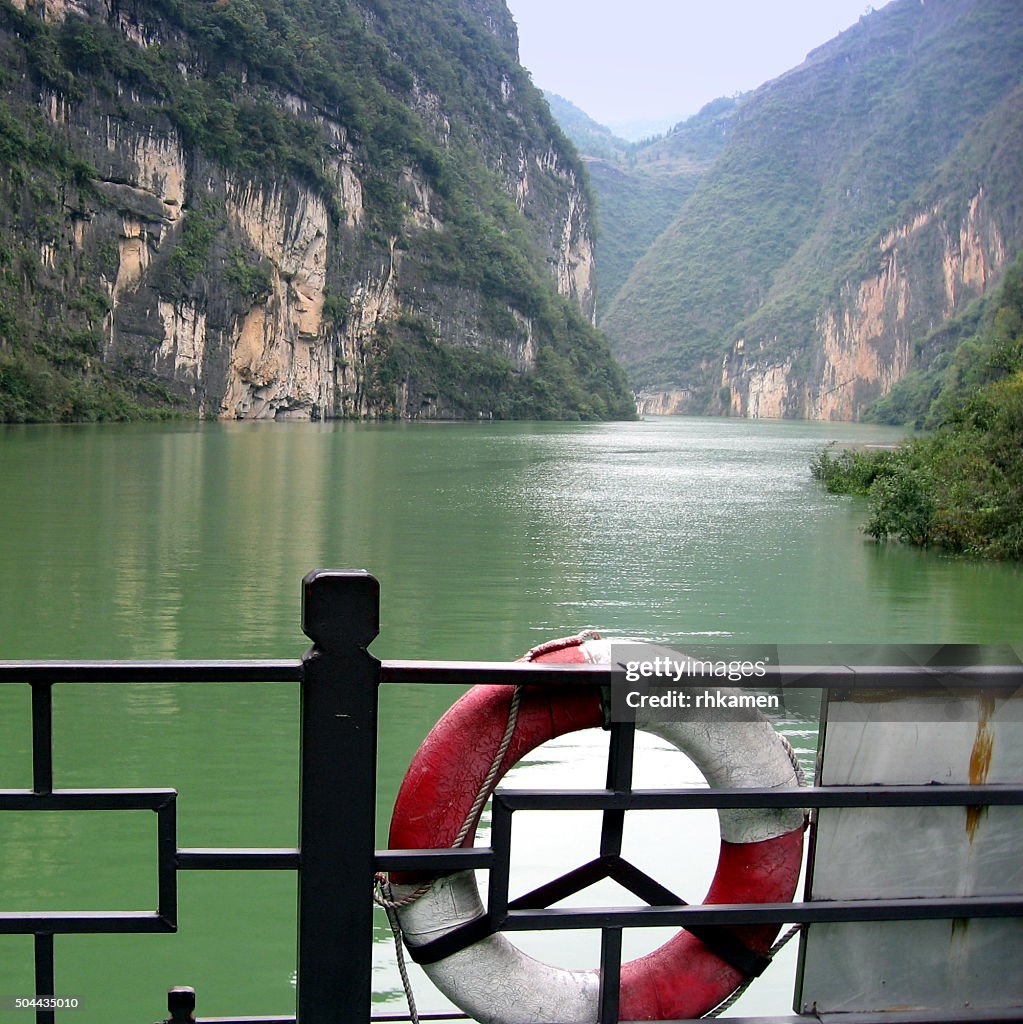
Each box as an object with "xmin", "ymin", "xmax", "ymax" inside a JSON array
[{"xmin": 2, "ymin": 416, "xmax": 1020, "ymax": 1020}]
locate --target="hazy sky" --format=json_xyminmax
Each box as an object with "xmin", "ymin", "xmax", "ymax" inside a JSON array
[{"xmin": 503, "ymin": 0, "xmax": 890, "ymax": 132}]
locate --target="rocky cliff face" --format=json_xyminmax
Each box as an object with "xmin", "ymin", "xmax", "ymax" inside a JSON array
[
  {"xmin": 0, "ymin": 0, "xmax": 629, "ymax": 421},
  {"xmin": 634, "ymin": 387, "xmax": 695, "ymax": 416},
  {"xmin": 722, "ymin": 88, "xmax": 1022, "ymax": 420},
  {"xmin": 600, "ymin": 0, "xmax": 1023, "ymax": 422}
]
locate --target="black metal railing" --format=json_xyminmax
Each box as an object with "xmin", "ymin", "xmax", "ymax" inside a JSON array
[{"xmin": 1, "ymin": 569, "xmax": 1022, "ymax": 1024}]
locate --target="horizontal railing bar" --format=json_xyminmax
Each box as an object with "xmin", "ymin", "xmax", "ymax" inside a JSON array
[
  {"xmin": 381, "ymin": 661, "xmax": 1023, "ymax": 688},
  {"xmin": 0, "ymin": 788, "xmax": 176, "ymax": 810},
  {"xmin": 2, "ymin": 659, "xmax": 1020, "ymax": 688},
  {"xmin": 634, "ymin": 1014, "xmax": 1023, "ymax": 1024},
  {"xmin": 158, "ymin": 1008, "xmax": 1023, "ymax": 1024},
  {"xmin": 379, "ymin": 659, "xmax": 624, "ymax": 686},
  {"xmin": 371, "ymin": 1014, "xmax": 471, "ymax": 1022},
  {"xmin": 775, "ymin": 665, "xmax": 1023, "ymax": 687},
  {"xmin": 193, "ymin": 1018, "xmax": 296, "ymax": 1023},
  {"xmin": 502, "ymin": 894, "xmax": 1023, "ymax": 930},
  {"xmin": 0, "ymin": 911, "xmax": 173, "ymax": 934},
  {"xmin": 367, "ymin": 1008, "xmax": 1023, "ymax": 1023},
  {"xmin": 375, "ymin": 848, "xmax": 494, "ymax": 871},
  {"xmin": 1, "ymin": 658, "xmax": 620, "ymax": 687},
  {"xmin": 368, "ymin": 1015, "xmax": 1023, "ymax": 1024},
  {"xmin": 673, "ymin": 1013, "xmax": 1023, "ymax": 1024},
  {"xmin": 494, "ymin": 784, "xmax": 1023, "ymax": 811},
  {"xmin": 812, "ymin": 1011, "xmax": 1023, "ymax": 1024},
  {"xmin": 176, "ymin": 849, "xmax": 300, "ymax": 870},
  {"xmin": 0, "ymin": 660, "xmax": 303, "ymax": 683},
  {"xmin": 725, "ymin": 664, "xmax": 1022, "ymax": 688}
]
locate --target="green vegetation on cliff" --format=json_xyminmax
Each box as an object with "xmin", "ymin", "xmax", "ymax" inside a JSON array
[
  {"xmin": 599, "ymin": 0, "xmax": 1023, "ymax": 403},
  {"xmin": 812, "ymin": 257, "xmax": 1023, "ymax": 558},
  {"xmin": 0, "ymin": 91, "xmax": 182, "ymax": 420},
  {"xmin": 0, "ymin": 0, "xmax": 633, "ymax": 422},
  {"xmin": 546, "ymin": 93, "xmax": 738, "ymax": 318}
]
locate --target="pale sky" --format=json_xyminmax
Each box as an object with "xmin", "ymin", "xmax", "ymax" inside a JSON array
[{"xmin": 504, "ymin": 0, "xmax": 891, "ymax": 132}]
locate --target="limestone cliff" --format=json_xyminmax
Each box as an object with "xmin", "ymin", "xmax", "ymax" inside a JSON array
[
  {"xmin": 601, "ymin": 0, "xmax": 1023, "ymax": 422},
  {"xmin": 634, "ymin": 387, "xmax": 695, "ymax": 417},
  {"xmin": 722, "ymin": 83, "xmax": 1023, "ymax": 420},
  {"xmin": 0, "ymin": 0, "xmax": 632, "ymax": 421}
]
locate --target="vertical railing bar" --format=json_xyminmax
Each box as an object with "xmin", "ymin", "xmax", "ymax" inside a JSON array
[
  {"xmin": 605, "ymin": 721, "xmax": 636, "ymax": 794},
  {"xmin": 598, "ymin": 811, "xmax": 622, "ymax": 860},
  {"xmin": 297, "ymin": 571, "xmax": 380, "ymax": 1024},
  {"xmin": 597, "ymin": 926, "xmax": 623, "ymax": 1024},
  {"xmin": 158, "ymin": 797, "xmax": 178, "ymax": 927},
  {"xmin": 33, "ymin": 932, "xmax": 55, "ymax": 1024},
  {"xmin": 488, "ymin": 796, "xmax": 513, "ymax": 922},
  {"xmin": 31, "ymin": 683, "xmax": 53, "ymax": 796},
  {"xmin": 599, "ymin": 810, "xmax": 625, "ymax": 859},
  {"xmin": 600, "ymin": 722, "xmax": 635, "ymax": 858}
]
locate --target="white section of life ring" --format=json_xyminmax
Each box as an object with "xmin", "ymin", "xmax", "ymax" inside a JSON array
[{"xmin": 392, "ymin": 699, "xmax": 803, "ymax": 1024}]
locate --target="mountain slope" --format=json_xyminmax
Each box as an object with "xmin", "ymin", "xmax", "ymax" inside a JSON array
[
  {"xmin": 547, "ymin": 94, "xmax": 739, "ymax": 319},
  {"xmin": 543, "ymin": 92, "xmax": 628, "ymax": 162},
  {"xmin": 0, "ymin": 0, "xmax": 634, "ymax": 421},
  {"xmin": 601, "ymin": 0, "xmax": 1023, "ymax": 420}
]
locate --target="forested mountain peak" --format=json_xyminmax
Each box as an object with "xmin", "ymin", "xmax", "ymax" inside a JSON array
[{"xmin": 589, "ymin": 0, "xmax": 1023, "ymax": 421}]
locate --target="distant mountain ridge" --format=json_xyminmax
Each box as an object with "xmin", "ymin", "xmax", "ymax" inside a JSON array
[
  {"xmin": 606, "ymin": 116, "xmax": 687, "ymax": 143},
  {"xmin": 543, "ymin": 93, "xmax": 629, "ymax": 161},
  {"xmin": 557, "ymin": 0, "xmax": 1023, "ymax": 421},
  {"xmin": 547, "ymin": 94, "xmax": 742, "ymax": 318}
]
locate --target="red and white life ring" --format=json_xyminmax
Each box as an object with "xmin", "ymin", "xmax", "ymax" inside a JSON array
[{"xmin": 387, "ymin": 635, "xmax": 805, "ymax": 1023}]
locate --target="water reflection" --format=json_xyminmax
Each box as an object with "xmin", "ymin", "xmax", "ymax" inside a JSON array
[{"xmin": 1, "ymin": 416, "xmax": 1021, "ymax": 1020}]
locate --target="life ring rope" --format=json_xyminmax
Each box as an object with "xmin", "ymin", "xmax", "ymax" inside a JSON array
[
  {"xmin": 374, "ymin": 681, "xmax": 527, "ymax": 1024},
  {"xmin": 384, "ymin": 637, "xmax": 807, "ymax": 1024},
  {"xmin": 375, "ymin": 681, "xmax": 526, "ymax": 910}
]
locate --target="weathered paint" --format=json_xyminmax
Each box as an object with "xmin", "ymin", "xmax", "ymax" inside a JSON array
[
  {"xmin": 389, "ymin": 637, "xmax": 804, "ymax": 1023},
  {"xmin": 798, "ymin": 689, "xmax": 1023, "ymax": 1014},
  {"xmin": 966, "ymin": 694, "xmax": 996, "ymax": 841}
]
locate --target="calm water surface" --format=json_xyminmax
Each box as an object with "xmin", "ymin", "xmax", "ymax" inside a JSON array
[{"xmin": 1, "ymin": 417, "xmax": 1020, "ymax": 1021}]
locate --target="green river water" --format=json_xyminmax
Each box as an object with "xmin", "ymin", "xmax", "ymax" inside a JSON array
[{"xmin": 1, "ymin": 416, "xmax": 1021, "ymax": 1021}]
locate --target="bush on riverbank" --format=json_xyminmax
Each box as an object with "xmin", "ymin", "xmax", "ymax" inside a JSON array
[
  {"xmin": 812, "ymin": 259, "xmax": 1023, "ymax": 559},
  {"xmin": 0, "ymin": 349, "xmax": 186, "ymax": 422}
]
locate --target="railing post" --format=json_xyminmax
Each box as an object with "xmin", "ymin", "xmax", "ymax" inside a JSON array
[
  {"xmin": 163, "ymin": 986, "xmax": 196, "ymax": 1023},
  {"xmin": 298, "ymin": 570, "xmax": 380, "ymax": 1024}
]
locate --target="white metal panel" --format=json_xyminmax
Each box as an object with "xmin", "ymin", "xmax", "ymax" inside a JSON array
[
  {"xmin": 799, "ymin": 919, "xmax": 1023, "ymax": 1013},
  {"xmin": 810, "ymin": 805, "xmax": 1023, "ymax": 900},
  {"xmin": 797, "ymin": 690, "xmax": 1023, "ymax": 1015},
  {"xmin": 820, "ymin": 693, "xmax": 1023, "ymax": 786}
]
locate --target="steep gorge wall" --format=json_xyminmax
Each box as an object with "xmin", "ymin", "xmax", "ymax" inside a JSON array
[
  {"xmin": 601, "ymin": 0, "xmax": 1023, "ymax": 423},
  {"xmin": 0, "ymin": 0, "xmax": 617, "ymax": 421},
  {"xmin": 34, "ymin": 81, "xmax": 368, "ymax": 419},
  {"xmin": 722, "ymin": 182, "xmax": 1016, "ymax": 421}
]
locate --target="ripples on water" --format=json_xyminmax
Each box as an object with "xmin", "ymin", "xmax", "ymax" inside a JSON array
[{"xmin": 1, "ymin": 417, "xmax": 1020, "ymax": 1020}]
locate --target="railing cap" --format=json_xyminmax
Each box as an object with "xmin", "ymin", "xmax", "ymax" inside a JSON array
[{"xmin": 302, "ymin": 570, "xmax": 379, "ymax": 651}]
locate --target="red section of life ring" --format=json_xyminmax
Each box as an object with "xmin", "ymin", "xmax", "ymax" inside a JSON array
[{"xmin": 388, "ymin": 636, "xmax": 804, "ymax": 1021}]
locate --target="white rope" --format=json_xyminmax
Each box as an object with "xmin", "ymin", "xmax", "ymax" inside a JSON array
[
  {"xmin": 779, "ymin": 729, "xmax": 808, "ymax": 787},
  {"xmin": 705, "ymin": 923, "xmax": 803, "ymax": 1018},
  {"xmin": 374, "ymin": 684, "xmax": 524, "ymax": 1022},
  {"xmin": 453, "ymin": 684, "xmax": 523, "ymax": 847},
  {"xmin": 382, "ymin": 897, "xmax": 421, "ymax": 1024}
]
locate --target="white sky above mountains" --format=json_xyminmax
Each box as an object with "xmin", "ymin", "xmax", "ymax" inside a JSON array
[{"xmin": 504, "ymin": 0, "xmax": 892, "ymax": 137}]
